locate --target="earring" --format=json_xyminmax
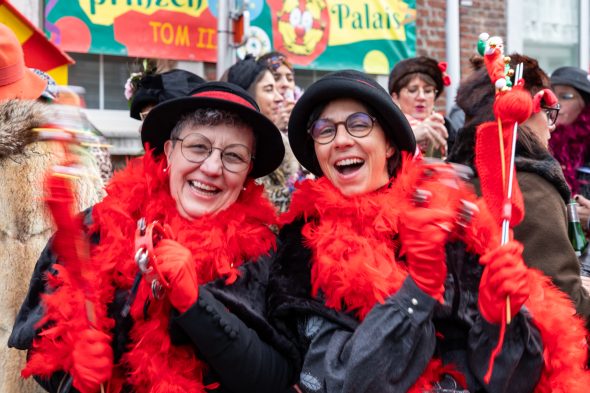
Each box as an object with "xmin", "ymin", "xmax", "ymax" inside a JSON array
[{"xmin": 163, "ymin": 165, "xmax": 170, "ymax": 173}]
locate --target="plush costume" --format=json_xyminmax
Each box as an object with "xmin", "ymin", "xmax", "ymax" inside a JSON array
[{"xmin": 0, "ymin": 99, "xmax": 104, "ymax": 393}]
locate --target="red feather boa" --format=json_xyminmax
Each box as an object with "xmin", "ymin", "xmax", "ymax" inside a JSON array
[
  {"xmin": 283, "ymin": 154, "xmax": 590, "ymax": 392},
  {"xmin": 24, "ymin": 151, "xmax": 278, "ymax": 393}
]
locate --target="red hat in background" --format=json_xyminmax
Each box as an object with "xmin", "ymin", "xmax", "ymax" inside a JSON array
[{"xmin": 0, "ymin": 23, "xmax": 47, "ymax": 100}]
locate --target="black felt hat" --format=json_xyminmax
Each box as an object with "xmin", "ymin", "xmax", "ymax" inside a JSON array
[
  {"xmin": 130, "ymin": 69, "xmax": 205, "ymax": 120},
  {"xmin": 551, "ymin": 66, "xmax": 590, "ymax": 102},
  {"xmin": 226, "ymin": 54, "xmax": 269, "ymax": 91},
  {"xmin": 141, "ymin": 81, "xmax": 284, "ymax": 179},
  {"xmin": 288, "ymin": 70, "xmax": 415, "ymax": 177}
]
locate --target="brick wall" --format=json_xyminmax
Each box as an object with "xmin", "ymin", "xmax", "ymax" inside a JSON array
[
  {"xmin": 416, "ymin": 0, "xmax": 507, "ymax": 80},
  {"xmin": 414, "ymin": 0, "xmax": 506, "ymax": 110}
]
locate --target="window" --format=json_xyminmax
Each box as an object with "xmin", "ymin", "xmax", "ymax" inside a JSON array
[
  {"xmin": 522, "ymin": 0, "xmax": 580, "ymax": 73},
  {"xmin": 68, "ymin": 53, "xmax": 135, "ymax": 110}
]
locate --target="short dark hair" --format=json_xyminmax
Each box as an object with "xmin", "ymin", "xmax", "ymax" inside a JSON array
[
  {"xmin": 390, "ymin": 72, "xmax": 437, "ymax": 96},
  {"xmin": 170, "ymin": 108, "xmax": 254, "ymax": 147}
]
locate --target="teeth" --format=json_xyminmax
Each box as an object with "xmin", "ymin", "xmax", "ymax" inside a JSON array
[
  {"xmin": 189, "ymin": 180, "xmax": 217, "ymax": 191},
  {"xmin": 335, "ymin": 158, "xmax": 364, "ymax": 167}
]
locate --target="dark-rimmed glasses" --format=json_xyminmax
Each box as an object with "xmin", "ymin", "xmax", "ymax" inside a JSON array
[
  {"xmin": 171, "ymin": 133, "xmax": 253, "ymax": 173},
  {"xmin": 541, "ymin": 104, "xmax": 560, "ymax": 126},
  {"xmin": 308, "ymin": 112, "xmax": 377, "ymax": 145}
]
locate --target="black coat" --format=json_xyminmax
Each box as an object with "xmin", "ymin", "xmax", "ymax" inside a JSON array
[
  {"xmin": 9, "ymin": 211, "xmax": 298, "ymax": 393},
  {"xmin": 267, "ymin": 219, "xmax": 544, "ymax": 393}
]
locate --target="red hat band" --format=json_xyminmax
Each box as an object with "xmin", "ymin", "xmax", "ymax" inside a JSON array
[{"xmin": 192, "ymin": 90, "xmax": 257, "ymax": 111}]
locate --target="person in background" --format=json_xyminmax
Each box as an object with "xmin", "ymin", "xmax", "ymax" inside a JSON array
[
  {"xmin": 448, "ymin": 54, "xmax": 590, "ymax": 329},
  {"xmin": 549, "ymin": 66, "xmax": 590, "ymax": 195},
  {"xmin": 549, "ymin": 67, "xmax": 590, "ymax": 250},
  {"xmin": 268, "ymin": 70, "xmax": 556, "ymax": 393},
  {"xmin": 127, "ymin": 68, "xmax": 205, "ymax": 121},
  {"xmin": 226, "ymin": 55, "xmax": 304, "ymax": 212},
  {"xmin": 258, "ymin": 51, "xmax": 303, "ymax": 131},
  {"xmin": 0, "ymin": 23, "xmax": 104, "ymax": 393},
  {"xmin": 389, "ymin": 56, "xmax": 456, "ymax": 157},
  {"xmin": 9, "ymin": 82, "xmax": 297, "ymax": 393}
]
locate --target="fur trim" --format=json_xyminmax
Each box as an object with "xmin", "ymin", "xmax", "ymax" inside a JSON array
[
  {"xmin": 24, "ymin": 150, "xmax": 278, "ymax": 392},
  {"xmin": 0, "ymin": 100, "xmax": 48, "ymax": 159},
  {"xmin": 283, "ymin": 153, "xmax": 590, "ymax": 391}
]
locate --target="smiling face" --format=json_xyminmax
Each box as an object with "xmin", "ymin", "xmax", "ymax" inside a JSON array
[
  {"xmin": 313, "ymin": 98, "xmax": 395, "ymax": 196},
  {"xmin": 253, "ymin": 70, "xmax": 283, "ymax": 121},
  {"xmin": 164, "ymin": 123, "xmax": 254, "ymax": 219},
  {"xmin": 554, "ymin": 85, "xmax": 586, "ymax": 126},
  {"xmin": 391, "ymin": 75, "xmax": 437, "ymax": 121}
]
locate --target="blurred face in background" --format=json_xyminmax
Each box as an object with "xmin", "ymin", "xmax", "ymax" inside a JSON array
[
  {"xmin": 391, "ymin": 75, "xmax": 437, "ymax": 121},
  {"xmin": 554, "ymin": 85, "xmax": 586, "ymax": 126},
  {"xmin": 272, "ymin": 64, "xmax": 296, "ymax": 97},
  {"xmin": 253, "ymin": 70, "xmax": 283, "ymax": 124}
]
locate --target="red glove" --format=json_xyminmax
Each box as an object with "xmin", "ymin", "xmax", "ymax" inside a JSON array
[
  {"xmin": 478, "ymin": 241, "xmax": 529, "ymax": 324},
  {"xmin": 153, "ymin": 239, "xmax": 198, "ymax": 313},
  {"xmin": 400, "ymin": 208, "xmax": 453, "ymax": 302},
  {"xmin": 71, "ymin": 329, "xmax": 113, "ymax": 393}
]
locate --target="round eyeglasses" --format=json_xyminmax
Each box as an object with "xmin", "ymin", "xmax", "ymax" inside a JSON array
[
  {"xmin": 308, "ymin": 112, "xmax": 377, "ymax": 144},
  {"xmin": 541, "ymin": 105, "xmax": 560, "ymax": 126},
  {"xmin": 402, "ymin": 85, "xmax": 438, "ymax": 98},
  {"xmin": 171, "ymin": 133, "xmax": 253, "ymax": 173}
]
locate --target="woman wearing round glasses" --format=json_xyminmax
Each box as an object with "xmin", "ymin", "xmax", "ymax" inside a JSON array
[
  {"xmin": 266, "ymin": 70, "xmax": 553, "ymax": 392},
  {"xmin": 449, "ymin": 54, "xmax": 590, "ymax": 330},
  {"xmin": 388, "ymin": 56, "xmax": 455, "ymax": 157},
  {"xmin": 9, "ymin": 82, "xmax": 299, "ymax": 393}
]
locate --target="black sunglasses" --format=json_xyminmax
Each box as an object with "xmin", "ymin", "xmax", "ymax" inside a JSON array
[{"xmin": 541, "ymin": 104, "xmax": 560, "ymax": 126}]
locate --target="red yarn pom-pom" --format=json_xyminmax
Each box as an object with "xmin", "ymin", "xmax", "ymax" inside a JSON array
[{"xmin": 493, "ymin": 86, "xmax": 532, "ymax": 124}]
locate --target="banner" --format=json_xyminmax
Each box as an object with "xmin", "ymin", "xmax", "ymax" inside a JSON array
[{"xmin": 44, "ymin": 0, "xmax": 415, "ymax": 74}]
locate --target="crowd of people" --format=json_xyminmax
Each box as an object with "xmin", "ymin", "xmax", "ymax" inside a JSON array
[{"xmin": 3, "ymin": 19, "xmax": 590, "ymax": 393}]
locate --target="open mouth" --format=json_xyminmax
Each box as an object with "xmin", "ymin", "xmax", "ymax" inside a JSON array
[
  {"xmin": 188, "ymin": 180, "xmax": 221, "ymax": 196},
  {"xmin": 334, "ymin": 158, "xmax": 365, "ymax": 175}
]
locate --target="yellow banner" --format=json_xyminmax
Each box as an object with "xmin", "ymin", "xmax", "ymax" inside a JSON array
[
  {"xmin": 81, "ymin": 0, "xmax": 208, "ymax": 26},
  {"xmin": 328, "ymin": 1, "xmax": 415, "ymax": 46}
]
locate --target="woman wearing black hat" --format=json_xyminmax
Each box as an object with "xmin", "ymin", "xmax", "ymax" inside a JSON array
[
  {"xmin": 389, "ymin": 56, "xmax": 455, "ymax": 157},
  {"xmin": 267, "ymin": 70, "xmax": 547, "ymax": 393},
  {"xmin": 9, "ymin": 82, "xmax": 297, "ymax": 393},
  {"xmin": 226, "ymin": 55, "xmax": 310, "ymax": 212},
  {"xmin": 549, "ymin": 66, "xmax": 590, "ymax": 196}
]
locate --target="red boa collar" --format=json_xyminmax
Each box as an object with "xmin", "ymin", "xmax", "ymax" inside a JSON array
[
  {"xmin": 284, "ymin": 155, "xmax": 590, "ymax": 391},
  {"xmin": 25, "ymin": 151, "xmax": 278, "ymax": 392}
]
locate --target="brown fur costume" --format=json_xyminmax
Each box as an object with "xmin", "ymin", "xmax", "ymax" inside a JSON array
[{"xmin": 0, "ymin": 99, "xmax": 104, "ymax": 393}]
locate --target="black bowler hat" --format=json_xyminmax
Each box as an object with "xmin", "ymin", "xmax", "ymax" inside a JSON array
[
  {"xmin": 551, "ymin": 66, "xmax": 590, "ymax": 101},
  {"xmin": 130, "ymin": 69, "xmax": 205, "ymax": 120},
  {"xmin": 288, "ymin": 70, "xmax": 416, "ymax": 177},
  {"xmin": 141, "ymin": 81, "xmax": 285, "ymax": 179}
]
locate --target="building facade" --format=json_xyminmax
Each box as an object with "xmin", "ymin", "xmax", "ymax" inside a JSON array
[{"xmin": 10, "ymin": 0, "xmax": 590, "ymax": 158}]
